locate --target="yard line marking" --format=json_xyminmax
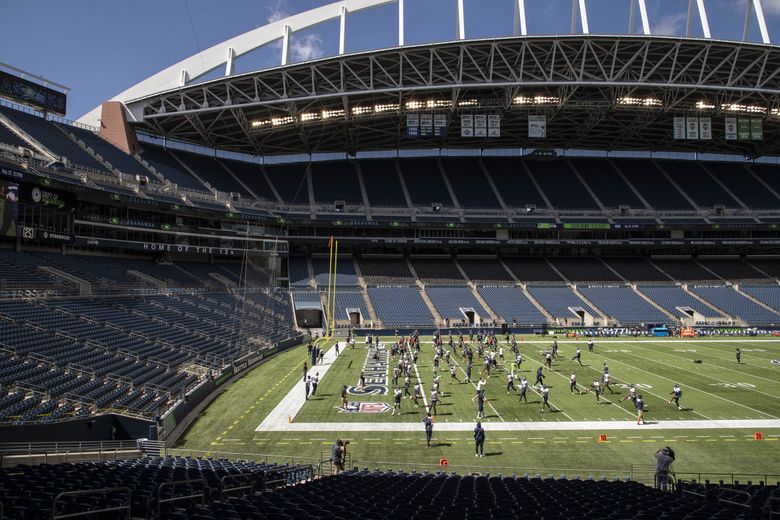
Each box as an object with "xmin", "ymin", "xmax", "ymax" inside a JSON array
[
  {"xmin": 586, "ymin": 347, "xmax": 766, "ymax": 420},
  {"xmin": 448, "ymin": 355, "xmax": 504, "ymax": 421},
  {"xmin": 411, "ymin": 356, "xmax": 429, "ymax": 411},
  {"xmin": 628, "ymin": 342, "xmax": 780, "ymax": 395}
]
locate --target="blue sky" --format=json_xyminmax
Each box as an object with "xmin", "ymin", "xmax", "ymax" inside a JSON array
[{"xmin": 1, "ymin": 0, "xmax": 778, "ymax": 120}]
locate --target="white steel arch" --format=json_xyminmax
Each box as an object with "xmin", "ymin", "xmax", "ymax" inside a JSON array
[{"xmin": 77, "ymin": 0, "xmax": 772, "ymax": 127}]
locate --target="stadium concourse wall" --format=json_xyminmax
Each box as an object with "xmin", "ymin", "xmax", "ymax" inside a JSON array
[{"xmin": 160, "ymin": 336, "xmax": 305, "ymax": 445}]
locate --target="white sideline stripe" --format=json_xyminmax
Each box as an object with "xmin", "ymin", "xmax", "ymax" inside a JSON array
[
  {"xmin": 257, "ymin": 419, "xmax": 780, "ymax": 432},
  {"xmin": 258, "ymin": 342, "xmax": 339, "ymax": 429}
]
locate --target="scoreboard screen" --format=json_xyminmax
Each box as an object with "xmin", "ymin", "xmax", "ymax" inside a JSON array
[{"xmin": 0, "ymin": 70, "xmax": 67, "ymax": 116}]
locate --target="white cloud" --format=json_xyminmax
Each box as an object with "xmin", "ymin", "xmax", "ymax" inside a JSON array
[
  {"xmin": 291, "ymin": 33, "xmax": 325, "ymax": 61},
  {"xmin": 652, "ymin": 11, "xmax": 687, "ymax": 36},
  {"xmin": 266, "ymin": 0, "xmax": 288, "ymax": 23}
]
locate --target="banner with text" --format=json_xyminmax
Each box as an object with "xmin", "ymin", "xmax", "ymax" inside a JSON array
[{"xmin": 528, "ymin": 115, "xmax": 546, "ymax": 138}]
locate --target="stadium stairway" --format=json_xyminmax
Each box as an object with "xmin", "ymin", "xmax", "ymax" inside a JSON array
[
  {"xmin": 680, "ymin": 284, "xmax": 739, "ymax": 323},
  {"xmin": 453, "ymin": 259, "xmax": 500, "ymax": 323},
  {"xmin": 570, "ymin": 285, "xmax": 610, "ymax": 324},
  {"xmin": 407, "ymin": 259, "xmax": 443, "ymax": 326},
  {"xmin": 520, "ymin": 284, "xmax": 555, "ymax": 323},
  {"xmin": 38, "ymin": 266, "xmax": 91, "ymax": 296},
  {"xmin": 352, "ymin": 260, "xmax": 381, "ymax": 326},
  {"xmin": 630, "ymin": 285, "xmax": 679, "ymax": 323},
  {"xmin": 169, "ymin": 150, "xmax": 219, "ymax": 195}
]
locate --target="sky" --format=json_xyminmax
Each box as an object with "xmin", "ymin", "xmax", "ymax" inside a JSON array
[{"xmin": 1, "ymin": 0, "xmax": 778, "ymax": 121}]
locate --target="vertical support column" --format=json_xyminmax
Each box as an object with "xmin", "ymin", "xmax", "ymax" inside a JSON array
[
  {"xmin": 579, "ymin": 0, "xmax": 589, "ymax": 34},
  {"xmin": 637, "ymin": 0, "xmax": 650, "ymax": 35},
  {"xmin": 398, "ymin": 0, "xmax": 404, "ymax": 46},
  {"xmin": 571, "ymin": 0, "xmax": 588, "ymax": 34},
  {"xmin": 514, "ymin": 0, "xmax": 527, "ymax": 36},
  {"xmin": 281, "ymin": 24, "xmax": 291, "ymax": 65},
  {"xmin": 339, "ymin": 5, "xmax": 347, "ymax": 55},
  {"xmin": 225, "ymin": 47, "xmax": 235, "ymax": 77},
  {"xmin": 456, "ymin": 0, "xmax": 465, "ymax": 40},
  {"xmin": 629, "ymin": 0, "xmax": 635, "ymax": 34},
  {"xmin": 745, "ymin": 0, "xmax": 771, "ymax": 44}
]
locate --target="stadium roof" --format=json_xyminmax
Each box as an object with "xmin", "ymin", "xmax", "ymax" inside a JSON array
[{"xmin": 80, "ymin": 0, "xmax": 780, "ymax": 158}]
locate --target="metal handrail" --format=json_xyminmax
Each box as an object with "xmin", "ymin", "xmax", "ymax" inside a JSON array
[
  {"xmin": 51, "ymin": 487, "xmax": 131, "ymax": 520},
  {"xmin": 219, "ymin": 473, "xmax": 255, "ymax": 501},
  {"xmin": 155, "ymin": 479, "xmax": 205, "ymax": 517},
  {"xmin": 717, "ymin": 487, "xmax": 752, "ymax": 510}
]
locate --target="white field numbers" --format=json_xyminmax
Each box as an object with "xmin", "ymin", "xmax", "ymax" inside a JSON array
[
  {"xmin": 613, "ymin": 383, "xmax": 652, "ymax": 389},
  {"xmin": 708, "ymin": 382, "xmax": 756, "ymax": 388}
]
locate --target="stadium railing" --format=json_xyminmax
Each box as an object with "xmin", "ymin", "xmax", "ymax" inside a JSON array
[
  {"xmin": 52, "ymin": 487, "xmax": 131, "ymax": 520},
  {"xmin": 0, "ymin": 440, "xmax": 141, "ymax": 466}
]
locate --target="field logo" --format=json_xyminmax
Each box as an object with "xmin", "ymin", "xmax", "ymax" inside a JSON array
[
  {"xmin": 772, "ymin": 359, "xmax": 780, "ymax": 365},
  {"xmin": 337, "ymin": 402, "xmax": 390, "ymax": 414},
  {"xmin": 348, "ymin": 344, "xmax": 388, "ymax": 396}
]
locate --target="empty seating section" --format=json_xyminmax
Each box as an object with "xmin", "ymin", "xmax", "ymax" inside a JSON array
[
  {"xmin": 219, "ymin": 159, "xmax": 278, "ymax": 200},
  {"xmin": 359, "ymin": 258, "xmax": 415, "ymax": 285},
  {"xmin": 359, "ymin": 160, "xmax": 407, "ymax": 206},
  {"xmin": 658, "ymin": 161, "xmax": 740, "ymax": 208},
  {"xmin": 138, "ymin": 145, "xmax": 207, "ymax": 192},
  {"xmin": 639, "ymin": 285, "xmax": 723, "ymax": 318},
  {"xmin": 548, "ymin": 258, "xmax": 622, "ymax": 282},
  {"xmin": 57, "ymin": 123, "xmax": 151, "ymax": 178},
  {"xmin": 697, "ymin": 259, "xmax": 768, "ymax": 281},
  {"xmin": 332, "ymin": 291, "xmax": 369, "ymax": 320},
  {"xmin": 311, "ymin": 257, "xmax": 359, "ymax": 287},
  {"xmin": 0, "ymin": 250, "xmax": 75, "ymax": 294},
  {"xmin": 749, "ymin": 164, "xmax": 780, "ymax": 198},
  {"xmin": 578, "ymin": 286, "xmax": 669, "ymax": 324},
  {"xmin": 706, "ymin": 162, "xmax": 780, "ymax": 209},
  {"xmin": 411, "ymin": 259, "xmax": 465, "ymax": 284},
  {"xmin": 569, "ymin": 158, "xmax": 643, "ymax": 208},
  {"xmin": 525, "ymin": 160, "xmax": 599, "ymax": 209},
  {"xmin": 171, "ymin": 150, "xmax": 249, "ymax": 196},
  {"xmin": 504, "ymin": 258, "xmax": 563, "ymax": 282},
  {"xmin": 745, "ymin": 259, "xmax": 780, "ymax": 278},
  {"xmin": 527, "ymin": 285, "xmax": 598, "ymax": 319},
  {"xmin": 0, "ymin": 457, "xmax": 311, "ymax": 519},
  {"xmin": 425, "ymin": 286, "xmax": 489, "ymax": 320},
  {"xmin": 604, "ymin": 259, "xmax": 670, "ymax": 282},
  {"xmin": 0, "ymin": 105, "xmax": 107, "ymax": 172},
  {"xmin": 292, "ymin": 291, "xmax": 322, "ymax": 310},
  {"xmin": 690, "ymin": 286, "xmax": 780, "ymax": 324},
  {"xmin": 399, "ymin": 159, "xmax": 449, "ymax": 206},
  {"xmin": 0, "ymin": 120, "xmax": 30, "ymax": 148},
  {"xmin": 264, "ymin": 163, "xmax": 309, "ymax": 204},
  {"xmin": 477, "ymin": 286, "xmax": 546, "ymax": 325},
  {"xmin": 288, "ymin": 256, "xmax": 312, "ymax": 287},
  {"xmin": 310, "ymin": 161, "xmax": 363, "ymax": 204},
  {"xmin": 482, "ymin": 158, "xmax": 546, "ymax": 208},
  {"xmin": 739, "ymin": 285, "xmax": 780, "ymax": 313},
  {"xmin": 458, "ymin": 259, "xmax": 514, "ymax": 283},
  {"xmin": 367, "ymin": 287, "xmax": 433, "ymax": 326},
  {"xmin": 440, "ymin": 158, "xmax": 499, "ymax": 208},
  {"xmin": 612, "ymin": 159, "xmax": 693, "ymax": 210},
  {"xmin": 651, "ymin": 260, "xmax": 720, "ymax": 281}
]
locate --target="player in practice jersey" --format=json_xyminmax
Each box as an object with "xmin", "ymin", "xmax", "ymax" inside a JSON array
[
  {"xmin": 736, "ymin": 348, "xmax": 741, "ymax": 364},
  {"xmin": 621, "ymin": 384, "xmax": 637, "ymax": 404},
  {"xmin": 603, "ymin": 371, "xmax": 615, "ymax": 394},
  {"xmin": 635, "ymin": 394, "xmax": 645, "ymax": 425},
  {"xmin": 540, "ymin": 385, "xmax": 553, "ymax": 413},
  {"xmin": 518, "ymin": 377, "xmax": 529, "ymax": 403},
  {"xmin": 571, "ymin": 347, "xmax": 583, "ymax": 366},
  {"xmin": 588, "ymin": 338, "xmax": 594, "ymax": 352},
  {"xmin": 667, "ymin": 384, "xmax": 683, "ymax": 410},
  {"xmin": 592, "ymin": 379, "xmax": 602, "ymax": 403},
  {"xmin": 391, "ymin": 386, "xmax": 402, "ymax": 415},
  {"xmin": 569, "ymin": 372, "xmax": 581, "ymax": 394},
  {"xmin": 506, "ymin": 371, "xmax": 516, "ymax": 394}
]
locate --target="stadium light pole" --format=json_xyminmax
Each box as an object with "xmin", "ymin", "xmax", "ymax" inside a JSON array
[{"xmin": 513, "ymin": 0, "xmax": 527, "ymax": 36}]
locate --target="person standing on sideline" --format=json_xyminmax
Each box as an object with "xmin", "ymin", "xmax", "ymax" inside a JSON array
[
  {"xmin": 311, "ymin": 373, "xmax": 319, "ymax": 396},
  {"xmin": 423, "ymin": 413, "xmax": 433, "ymax": 448},
  {"xmin": 588, "ymin": 338, "xmax": 594, "ymax": 353},
  {"xmin": 303, "ymin": 361, "xmax": 308, "ymax": 381},
  {"xmin": 736, "ymin": 348, "xmax": 741, "ymax": 364},
  {"xmin": 654, "ymin": 447, "xmax": 675, "ymax": 490},
  {"xmin": 359, "ymin": 370, "xmax": 366, "ymax": 390},
  {"xmin": 332, "ymin": 439, "xmax": 345, "ymax": 474},
  {"xmin": 304, "ymin": 376, "xmax": 311, "ymax": 400},
  {"xmin": 474, "ymin": 421, "xmax": 485, "ymax": 457},
  {"xmin": 334, "ymin": 342, "xmax": 340, "ymax": 356},
  {"xmin": 636, "ymin": 394, "xmax": 645, "ymax": 425}
]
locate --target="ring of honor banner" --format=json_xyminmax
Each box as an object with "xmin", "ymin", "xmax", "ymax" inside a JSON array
[
  {"xmin": 528, "ymin": 115, "xmax": 547, "ymax": 138},
  {"xmin": 673, "ymin": 117, "xmax": 712, "ymax": 140},
  {"xmin": 406, "ymin": 113, "xmax": 446, "ymax": 137},
  {"xmin": 460, "ymin": 114, "xmax": 500, "ymax": 138},
  {"xmin": 725, "ymin": 117, "xmax": 737, "ymax": 140}
]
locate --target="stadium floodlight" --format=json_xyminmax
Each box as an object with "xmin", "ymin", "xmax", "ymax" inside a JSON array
[
  {"xmin": 513, "ymin": 95, "xmax": 560, "ymax": 105},
  {"xmin": 322, "ymin": 108, "xmax": 345, "ymax": 119},
  {"xmin": 250, "ymin": 119, "xmax": 272, "ymax": 127},
  {"xmin": 271, "ymin": 116, "xmax": 295, "ymax": 126},
  {"xmin": 426, "ymin": 99, "xmax": 452, "ymax": 109},
  {"xmin": 351, "ymin": 106, "xmax": 373, "ymax": 116},
  {"xmin": 771, "ymin": 108, "xmax": 780, "ymax": 119},
  {"xmin": 374, "ymin": 103, "xmax": 400, "ymax": 113},
  {"xmin": 696, "ymin": 101, "xmax": 716, "ymax": 110},
  {"xmin": 721, "ymin": 103, "xmax": 766, "ymax": 114},
  {"xmin": 617, "ymin": 96, "xmax": 662, "ymax": 108},
  {"xmin": 406, "ymin": 100, "xmax": 424, "ymax": 110},
  {"xmin": 299, "ymin": 112, "xmax": 321, "ymax": 122},
  {"xmin": 457, "ymin": 99, "xmax": 479, "ymax": 107}
]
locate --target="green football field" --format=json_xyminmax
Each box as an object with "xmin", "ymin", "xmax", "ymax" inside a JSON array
[{"xmin": 174, "ymin": 335, "xmax": 780, "ymax": 481}]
